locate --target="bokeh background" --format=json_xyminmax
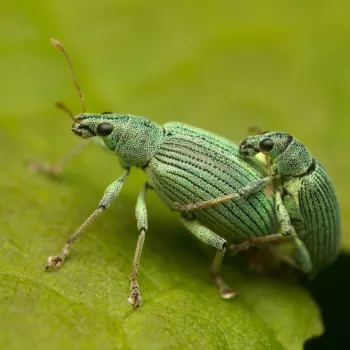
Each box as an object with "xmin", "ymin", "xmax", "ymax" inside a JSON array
[{"xmin": 1, "ymin": 1, "xmax": 349, "ymax": 349}]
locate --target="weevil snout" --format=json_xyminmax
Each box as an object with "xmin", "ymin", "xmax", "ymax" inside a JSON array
[
  {"xmin": 71, "ymin": 121, "xmax": 96, "ymax": 138},
  {"xmin": 71, "ymin": 123, "xmax": 81, "ymax": 136},
  {"xmin": 239, "ymin": 138, "xmax": 260, "ymax": 157},
  {"xmin": 240, "ymin": 134, "xmax": 277, "ymax": 157}
]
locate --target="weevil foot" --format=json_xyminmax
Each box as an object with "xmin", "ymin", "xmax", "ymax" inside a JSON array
[
  {"xmin": 128, "ymin": 278, "xmax": 142, "ymax": 307},
  {"xmin": 172, "ymin": 202, "xmax": 191, "ymax": 212},
  {"xmin": 229, "ymin": 241, "xmax": 252, "ymax": 256},
  {"xmin": 128, "ymin": 288, "xmax": 142, "ymax": 308},
  {"xmin": 30, "ymin": 161, "xmax": 61, "ymax": 176},
  {"xmin": 45, "ymin": 255, "xmax": 64, "ymax": 269},
  {"xmin": 173, "ymin": 202, "xmax": 200, "ymax": 212},
  {"xmin": 220, "ymin": 287, "xmax": 238, "ymax": 300},
  {"xmin": 211, "ymin": 272, "xmax": 238, "ymax": 300},
  {"xmin": 45, "ymin": 245, "xmax": 70, "ymax": 270}
]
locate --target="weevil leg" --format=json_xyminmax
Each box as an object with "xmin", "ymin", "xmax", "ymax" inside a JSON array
[
  {"xmin": 30, "ymin": 139, "xmax": 92, "ymax": 175},
  {"xmin": 243, "ymin": 243, "xmax": 300, "ymax": 274},
  {"xmin": 174, "ymin": 176, "xmax": 272, "ymax": 212},
  {"xmin": 274, "ymin": 190, "xmax": 313, "ymax": 273},
  {"xmin": 45, "ymin": 169, "xmax": 129, "ymax": 269},
  {"xmin": 128, "ymin": 183, "xmax": 150, "ymax": 308},
  {"xmin": 180, "ymin": 216, "xmax": 237, "ymax": 299},
  {"xmin": 230, "ymin": 189, "xmax": 292, "ymax": 254},
  {"xmin": 289, "ymin": 230, "xmax": 313, "ymax": 273},
  {"xmin": 230, "ymin": 189, "xmax": 313, "ymax": 273},
  {"xmin": 230, "ymin": 233, "xmax": 289, "ymax": 255},
  {"xmin": 230, "ymin": 188, "xmax": 292, "ymax": 254}
]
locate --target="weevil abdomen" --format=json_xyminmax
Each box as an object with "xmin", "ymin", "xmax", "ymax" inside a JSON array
[
  {"xmin": 285, "ymin": 160, "xmax": 341, "ymax": 272},
  {"xmin": 146, "ymin": 123, "xmax": 278, "ymax": 242}
]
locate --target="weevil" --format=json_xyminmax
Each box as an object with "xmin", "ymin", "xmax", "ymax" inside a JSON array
[
  {"xmin": 41, "ymin": 39, "xmax": 280, "ymax": 306},
  {"xmin": 40, "ymin": 39, "xmax": 340, "ymax": 308},
  {"xmin": 178, "ymin": 133, "xmax": 342, "ymax": 275}
]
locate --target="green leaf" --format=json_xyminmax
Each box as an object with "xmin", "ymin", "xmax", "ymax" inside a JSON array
[
  {"xmin": 0, "ymin": 131, "xmax": 323, "ymax": 350},
  {"xmin": 5, "ymin": 0, "xmax": 350, "ymax": 348},
  {"xmin": 0, "ymin": 117, "xmax": 323, "ymax": 350}
]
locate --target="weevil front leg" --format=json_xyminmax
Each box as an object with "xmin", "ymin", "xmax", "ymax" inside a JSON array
[
  {"xmin": 180, "ymin": 217, "xmax": 237, "ymax": 299},
  {"xmin": 174, "ymin": 176, "xmax": 272, "ymax": 212},
  {"xmin": 128, "ymin": 183, "xmax": 151, "ymax": 308},
  {"xmin": 45, "ymin": 169, "xmax": 129, "ymax": 269},
  {"xmin": 31, "ymin": 140, "xmax": 92, "ymax": 176},
  {"xmin": 273, "ymin": 190, "xmax": 313, "ymax": 273}
]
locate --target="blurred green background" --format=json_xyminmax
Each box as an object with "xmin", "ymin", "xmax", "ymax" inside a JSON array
[{"xmin": 1, "ymin": 1, "xmax": 349, "ymax": 349}]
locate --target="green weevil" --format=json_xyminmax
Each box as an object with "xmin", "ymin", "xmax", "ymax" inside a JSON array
[
  {"xmin": 177, "ymin": 132, "xmax": 342, "ymax": 275},
  {"xmin": 41, "ymin": 39, "xmax": 340, "ymax": 308}
]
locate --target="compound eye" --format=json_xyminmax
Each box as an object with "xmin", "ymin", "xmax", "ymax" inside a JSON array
[
  {"xmin": 259, "ymin": 138, "xmax": 274, "ymax": 152},
  {"xmin": 96, "ymin": 122, "xmax": 114, "ymax": 136}
]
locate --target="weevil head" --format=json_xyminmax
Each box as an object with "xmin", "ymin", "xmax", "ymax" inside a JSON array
[
  {"xmin": 72, "ymin": 113, "xmax": 164, "ymax": 168},
  {"xmin": 71, "ymin": 113, "xmax": 119, "ymax": 140},
  {"xmin": 240, "ymin": 132, "xmax": 313, "ymax": 176}
]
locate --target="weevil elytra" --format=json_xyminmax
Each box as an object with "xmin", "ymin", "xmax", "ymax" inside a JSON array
[
  {"xmin": 40, "ymin": 39, "xmax": 340, "ymax": 308},
  {"xmin": 179, "ymin": 133, "xmax": 342, "ymax": 275}
]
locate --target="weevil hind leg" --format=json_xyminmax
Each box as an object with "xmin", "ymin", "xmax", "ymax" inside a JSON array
[
  {"xmin": 241, "ymin": 242, "xmax": 300, "ymax": 276},
  {"xmin": 30, "ymin": 139, "xmax": 92, "ymax": 176},
  {"xmin": 242, "ymin": 232, "xmax": 313, "ymax": 275},
  {"xmin": 229, "ymin": 233, "xmax": 289, "ymax": 256},
  {"xmin": 180, "ymin": 216, "xmax": 237, "ymax": 299}
]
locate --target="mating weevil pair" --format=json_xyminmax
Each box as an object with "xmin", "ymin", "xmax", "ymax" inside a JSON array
[{"xmin": 40, "ymin": 39, "xmax": 341, "ymax": 308}]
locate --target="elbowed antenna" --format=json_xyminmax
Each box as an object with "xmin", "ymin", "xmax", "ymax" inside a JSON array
[
  {"xmin": 50, "ymin": 38, "xmax": 86, "ymax": 113},
  {"xmin": 55, "ymin": 102, "xmax": 80, "ymax": 123}
]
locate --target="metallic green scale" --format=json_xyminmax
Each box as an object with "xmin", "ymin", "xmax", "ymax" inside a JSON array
[
  {"xmin": 45, "ymin": 113, "xmax": 282, "ymax": 307},
  {"xmin": 188, "ymin": 131, "xmax": 341, "ymax": 275},
  {"xmin": 44, "ymin": 39, "xmax": 340, "ymax": 308},
  {"xmin": 147, "ymin": 122, "xmax": 278, "ymax": 241},
  {"xmin": 43, "ymin": 113, "xmax": 341, "ymax": 307},
  {"xmin": 239, "ymin": 132, "xmax": 341, "ymax": 274},
  {"xmin": 283, "ymin": 160, "xmax": 341, "ymax": 272}
]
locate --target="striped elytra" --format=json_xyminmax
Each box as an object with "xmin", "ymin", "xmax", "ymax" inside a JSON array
[
  {"xmin": 146, "ymin": 122, "xmax": 279, "ymax": 242},
  {"xmin": 296, "ymin": 162, "xmax": 341, "ymax": 272}
]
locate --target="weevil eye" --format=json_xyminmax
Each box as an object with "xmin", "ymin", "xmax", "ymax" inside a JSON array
[
  {"xmin": 259, "ymin": 138, "xmax": 274, "ymax": 152},
  {"xmin": 96, "ymin": 122, "xmax": 114, "ymax": 136}
]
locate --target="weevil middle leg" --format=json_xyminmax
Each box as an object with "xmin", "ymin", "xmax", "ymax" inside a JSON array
[
  {"xmin": 128, "ymin": 183, "xmax": 151, "ymax": 308},
  {"xmin": 174, "ymin": 176, "xmax": 272, "ymax": 212}
]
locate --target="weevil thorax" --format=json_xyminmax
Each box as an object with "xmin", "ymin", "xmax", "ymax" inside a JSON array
[
  {"xmin": 72, "ymin": 113, "xmax": 164, "ymax": 168},
  {"xmin": 240, "ymin": 132, "xmax": 313, "ymax": 176}
]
